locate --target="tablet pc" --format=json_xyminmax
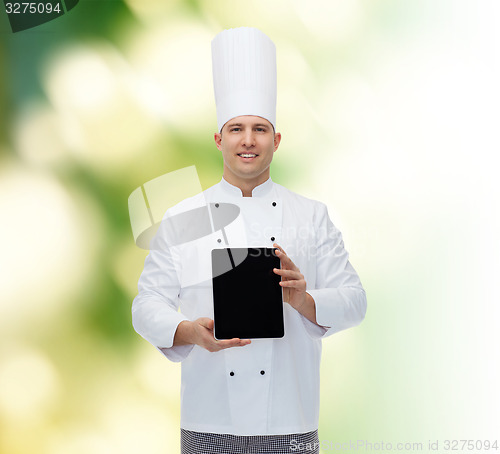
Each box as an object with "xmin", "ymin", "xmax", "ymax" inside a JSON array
[{"xmin": 212, "ymin": 247, "xmax": 284, "ymax": 340}]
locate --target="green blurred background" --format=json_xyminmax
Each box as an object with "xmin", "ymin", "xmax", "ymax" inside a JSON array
[{"xmin": 0, "ymin": 1, "xmax": 498, "ymax": 453}]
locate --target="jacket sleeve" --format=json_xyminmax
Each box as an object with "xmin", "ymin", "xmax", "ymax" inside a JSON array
[
  {"xmin": 306, "ymin": 202, "xmax": 367, "ymax": 338},
  {"xmin": 131, "ymin": 219, "xmax": 194, "ymax": 362}
]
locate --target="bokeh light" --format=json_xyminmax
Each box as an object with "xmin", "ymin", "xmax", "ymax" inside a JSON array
[
  {"xmin": 41, "ymin": 42, "xmax": 165, "ymax": 171},
  {"xmin": 0, "ymin": 347, "xmax": 60, "ymax": 421},
  {"xmin": 0, "ymin": 163, "xmax": 102, "ymax": 333}
]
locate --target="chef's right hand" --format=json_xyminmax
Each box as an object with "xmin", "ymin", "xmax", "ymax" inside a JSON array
[{"xmin": 174, "ymin": 318, "xmax": 251, "ymax": 352}]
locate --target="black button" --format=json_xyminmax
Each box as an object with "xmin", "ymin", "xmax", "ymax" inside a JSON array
[
  {"xmin": 272, "ymin": 202, "xmax": 276, "ymax": 207},
  {"xmin": 260, "ymin": 370, "xmax": 265, "ymax": 375},
  {"xmin": 230, "ymin": 371, "xmax": 235, "ymax": 376},
  {"xmin": 217, "ymin": 239, "xmax": 221, "ymax": 243},
  {"xmin": 215, "ymin": 203, "xmax": 219, "ymax": 208},
  {"xmin": 270, "ymin": 236, "xmax": 275, "ymax": 241}
]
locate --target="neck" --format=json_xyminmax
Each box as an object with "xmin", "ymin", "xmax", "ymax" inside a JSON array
[{"xmin": 222, "ymin": 171, "xmax": 270, "ymax": 197}]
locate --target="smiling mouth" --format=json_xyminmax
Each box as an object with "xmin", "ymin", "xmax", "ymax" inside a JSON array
[{"xmin": 237, "ymin": 153, "xmax": 258, "ymax": 158}]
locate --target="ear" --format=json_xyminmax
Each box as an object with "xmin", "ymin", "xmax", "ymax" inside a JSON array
[
  {"xmin": 273, "ymin": 132, "xmax": 282, "ymax": 152},
  {"xmin": 214, "ymin": 132, "xmax": 222, "ymax": 151}
]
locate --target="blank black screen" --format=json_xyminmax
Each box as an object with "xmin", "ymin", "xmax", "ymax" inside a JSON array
[{"xmin": 212, "ymin": 248, "xmax": 284, "ymax": 339}]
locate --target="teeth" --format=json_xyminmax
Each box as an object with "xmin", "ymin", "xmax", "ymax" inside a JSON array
[{"xmin": 239, "ymin": 154, "xmax": 256, "ymax": 158}]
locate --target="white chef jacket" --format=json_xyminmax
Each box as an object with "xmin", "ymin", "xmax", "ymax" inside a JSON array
[{"xmin": 132, "ymin": 177, "xmax": 366, "ymax": 436}]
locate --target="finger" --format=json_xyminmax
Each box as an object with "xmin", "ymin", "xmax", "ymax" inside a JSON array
[
  {"xmin": 273, "ymin": 243, "xmax": 288, "ymax": 258},
  {"xmin": 273, "ymin": 243, "xmax": 290, "ymax": 259},
  {"xmin": 198, "ymin": 318, "xmax": 214, "ymax": 330},
  {"xmin": 234, "ymin": 339, "xmax": 251, "ymax": 347},
  {"xmin": 217, "ymin": 338, "xmax": 251, "ymax": 349},
  {"xmin": 273, "ymin": 268, "xmax": 303, "ymax": 279},
  {"xmin": 273, "ymin": 247, "xmax": 299, "ymax": 271},
  {"xmin": 279, "ymin": 279, "xmax": 306, "ymax": 289},
  {"xmin": 273, "ymin": 243, "xmax": 285, "ymax": 254}
]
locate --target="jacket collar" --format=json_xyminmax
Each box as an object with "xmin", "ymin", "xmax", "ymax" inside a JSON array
[{"xmin": 219, "ymin": 177, "xmax": 274, "ymax": 198}]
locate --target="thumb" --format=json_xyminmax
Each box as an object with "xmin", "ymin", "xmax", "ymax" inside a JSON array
[{"xmin": 198, "ymin": 317, "xmax": 214, "ymax": 330}]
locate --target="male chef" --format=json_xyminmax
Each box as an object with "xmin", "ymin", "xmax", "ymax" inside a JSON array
[{"xmin": 132, "ymin": 27, "xmax": 367, "ymax": 454}]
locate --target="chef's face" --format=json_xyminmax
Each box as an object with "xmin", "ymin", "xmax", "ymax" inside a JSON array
[{"xmin": 214, "ymin": 115, "xmax": 281, "ymax": 188}]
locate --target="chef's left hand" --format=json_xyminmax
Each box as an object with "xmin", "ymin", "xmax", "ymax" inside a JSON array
[{"xmin": 272, "ymin": 243, "xmax": 308, "ymax": 313}]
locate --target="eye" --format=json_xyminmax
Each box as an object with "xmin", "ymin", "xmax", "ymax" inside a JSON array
[
  {"xmin": 230, "ymin": 127, "xmax": 241, "ymax": 132},
  {"xmin": 256, "ymin": 127, "xmax": 266, "ymax": 132}
]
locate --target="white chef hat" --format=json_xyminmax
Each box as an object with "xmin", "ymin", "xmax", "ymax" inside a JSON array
[{"xmin": 212, "ymin": 27, "xmax": 277, "ymax": 132}]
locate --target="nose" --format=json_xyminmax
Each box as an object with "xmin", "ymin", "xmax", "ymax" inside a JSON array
[{"xmin": 241, "ymin": 130, "xmax": 256, "ymax": 148}]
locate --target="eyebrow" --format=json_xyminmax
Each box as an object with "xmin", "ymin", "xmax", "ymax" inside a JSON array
[{"xmin": 227, "ymin": 123, "xmax": 269, "ymax": 128}]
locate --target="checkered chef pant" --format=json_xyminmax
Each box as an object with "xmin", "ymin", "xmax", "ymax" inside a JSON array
[{"xmin": 181, "ymin": 428, "xmax": 319, "ymax": 454}]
